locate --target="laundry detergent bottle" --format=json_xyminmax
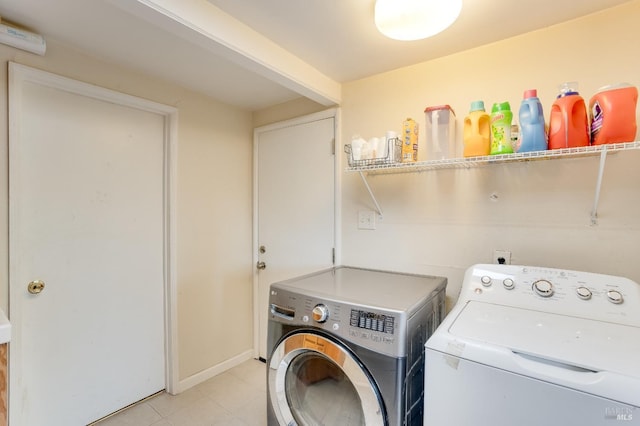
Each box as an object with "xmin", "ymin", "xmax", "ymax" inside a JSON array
[
  {"xmin": 490, "ymin": 101, "xmax": 513, "ymax": 155},
  {"xmin": 548, "ymin": 82, "xmax": 589, "ymax": 150},
  {"xmin": 463, "ymin": 101, "xmax": 491, "ymax": 157},
  {"xmin": 590, "ymin": 83, "xmax": 638, "ymax": 145},
  {"xmin": 517, "ymin": 89, "xmax": 547, "ymax": 152}
]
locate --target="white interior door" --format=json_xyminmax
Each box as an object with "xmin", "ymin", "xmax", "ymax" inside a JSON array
[
  {"xmin": 254, "ymin": 111, "xmax": 336, "ymax": 359},
  {"xmin": 9, "ymin": 64, "xmax": 174, "ymax": 425}
]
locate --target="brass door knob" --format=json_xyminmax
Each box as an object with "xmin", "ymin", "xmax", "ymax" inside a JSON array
[{"xmin": 28, "ymin": 280, "xmax": 45, "ymax": 295}]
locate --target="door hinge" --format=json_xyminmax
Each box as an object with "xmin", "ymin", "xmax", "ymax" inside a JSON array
[
  {"xmin": 332, "ymin": 248, "xmax": 335, "ymax": 264},
  {"xmin": 331, "ymin": 138, "xmax": 335, "ymax": 155}
]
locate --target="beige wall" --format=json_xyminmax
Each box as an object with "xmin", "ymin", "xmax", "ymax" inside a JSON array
[
  {"xmin": 0, "ymin": 40, "xmax": 254, "ymax": 381},
  {"xmin": 341, "ymin": 1, "xmax": 640, "ymax": 303}
]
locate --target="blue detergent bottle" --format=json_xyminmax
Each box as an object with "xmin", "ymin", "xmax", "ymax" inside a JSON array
[{"xmin": 517, "ymin": 89, "xmax": 547, "ymax": 152}]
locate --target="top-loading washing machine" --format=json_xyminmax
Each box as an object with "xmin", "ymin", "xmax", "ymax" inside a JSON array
[
  {"xmin": 424, "ymin": 264, "xmax": 640, "ymax": 425},
  {"xmin": 267, "ymin": 266, "xmax": 447, "ymax": 426}
]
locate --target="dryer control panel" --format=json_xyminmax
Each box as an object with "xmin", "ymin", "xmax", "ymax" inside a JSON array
[
  {"xmin": 350, "ymin": 309, "xmax": 395, "ymax": 334},
  {"xmin": 268, "ymin": 287, "xmax": 408, "ymax": 358},
  {"xmin": 459, "ymin": 264, "xmax": 640, "ymax": 327}
]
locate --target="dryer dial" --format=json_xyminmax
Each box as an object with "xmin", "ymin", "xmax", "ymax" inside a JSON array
[
  {"xmin": 533, "ymin": 279, "xmax": 554, "ymax": 298},
  {"xmin": 312, "ymin": 304, "xmax": 329, "ymax": 323}
]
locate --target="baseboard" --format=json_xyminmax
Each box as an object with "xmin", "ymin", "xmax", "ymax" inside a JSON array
[{"xmin": 173, "ymin": 349, "xmax": 254, "ymax": 394}]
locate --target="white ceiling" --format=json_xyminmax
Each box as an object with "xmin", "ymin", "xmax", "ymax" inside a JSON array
[{"xmin": 0, "ymin": 0, "xmax": 633, "ymax": 111}]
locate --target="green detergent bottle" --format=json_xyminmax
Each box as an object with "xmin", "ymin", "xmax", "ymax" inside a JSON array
[{"xmin": 490, "ymin": 101, "xmax": 513, "ymax": 155}]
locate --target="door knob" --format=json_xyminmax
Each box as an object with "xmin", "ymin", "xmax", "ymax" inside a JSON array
[
  {"xmin": 28, "ymin": 280, "xmax": 45, "ymax": 295},
  {"xmin": 257, "ymin": 261, "xmax": 266, "ymax": 270}
]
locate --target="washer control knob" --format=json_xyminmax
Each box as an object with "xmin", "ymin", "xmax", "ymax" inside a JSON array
[
  {"xmin": 606, "ymin": 290, "xmax": 624, "ymax": 305},
  {"xmin": 503, "ymin": 278, "xmax": 515, "ymax": 290},
  {"xmin": 480, "ymin": 276, "xmax": 492, "ymax": 287},
  {"xmin": 576, "ymin": 286, "xmax": 592, "ymax": 300},
  {"xmin": 312, "ymin": 304, "xmax": 329, "ymax": 323},
  {"xmin": 533, "ymin": 280, "xmax": 554, "ymax": 297}
]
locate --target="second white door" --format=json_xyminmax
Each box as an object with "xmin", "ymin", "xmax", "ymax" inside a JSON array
[{"xmin": 255, "ymin": 111, "xmax": 336, "ymax": 359}]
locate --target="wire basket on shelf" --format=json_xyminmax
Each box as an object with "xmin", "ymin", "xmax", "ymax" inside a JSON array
[{"xmin": 344, "ymin": 138, "xmax": 401, "ymax": 167}]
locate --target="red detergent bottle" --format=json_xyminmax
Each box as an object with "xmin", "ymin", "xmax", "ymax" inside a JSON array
[
  {"xmin": 548, "ymin": 82, "xmax": 589, "ymax": 149},
  {"xmin": 590, "ymin": 83, "xmax": 638, "ymax": 145}
]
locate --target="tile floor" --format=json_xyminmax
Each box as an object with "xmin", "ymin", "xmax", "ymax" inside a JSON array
[{"xmin": 97, "ymin": 358, "xmax": 267, "ymax": 426}]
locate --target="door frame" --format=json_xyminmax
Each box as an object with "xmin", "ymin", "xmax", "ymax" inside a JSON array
[
  {"xmin": 7, "ymin": 63, "xmax": 179, "ymax": 402},
  {"xmin": 252, "ymin": 108, "xmax": 342, "ymax": 358}
]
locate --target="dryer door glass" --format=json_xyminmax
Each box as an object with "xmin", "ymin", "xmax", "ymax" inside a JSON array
[
  {"xmin": 268, "ymin": 332, "xmax": 385, "ymax": 426},
  {"xmin": 286, "ymin": 352, "xmax": 363, "ymax": 425}
]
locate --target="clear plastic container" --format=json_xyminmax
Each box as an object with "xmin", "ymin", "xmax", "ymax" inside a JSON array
[{"xmin": 424, "ymin": 105, "xmax": 456, "ymax": 160}]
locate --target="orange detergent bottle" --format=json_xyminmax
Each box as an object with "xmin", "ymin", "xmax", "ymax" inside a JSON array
[
  {"xmin": 548, "ymin": 82, "xmax": 590, "ymax": 149},
  {"xmin": 590, "ymin": 83, "xmax": 638, "ymax": 145},
  {"xmin": 463, "ymin": 101, "xmax": 491, "ymax": 157}
]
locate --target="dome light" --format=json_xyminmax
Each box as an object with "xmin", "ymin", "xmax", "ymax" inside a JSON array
[{"xmin": 374, "ymin": 0, "xmax": 462, "ymax": 41}]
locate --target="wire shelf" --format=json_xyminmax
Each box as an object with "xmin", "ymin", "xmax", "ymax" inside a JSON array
[{"xmin": 345, "ymin": 141, "xmax": 640, "ymax": 174}]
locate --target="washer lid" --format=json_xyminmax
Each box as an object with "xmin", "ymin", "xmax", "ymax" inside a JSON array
[{"xmin": 449, "ymin": 301, "xmax": 640, "ymax": 380}]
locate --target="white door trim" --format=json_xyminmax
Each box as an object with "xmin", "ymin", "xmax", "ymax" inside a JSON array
[
  {"xmin": 252, "ymin": 107, "xmax": 341, "ymax": 358},
  {"xmin": 7, "ymin": 62, "xmax": 179, "ymax": 399}
]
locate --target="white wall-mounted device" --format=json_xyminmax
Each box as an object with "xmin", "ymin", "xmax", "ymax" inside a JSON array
[{"xmin": 0, "ymin": 21, "xmax": 46, "ymax": 55}]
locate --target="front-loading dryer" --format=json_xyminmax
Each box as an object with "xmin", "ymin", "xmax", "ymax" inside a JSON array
[{"xmin": 267, "ymin": 266, "xmax": 447, "ymax": 426}]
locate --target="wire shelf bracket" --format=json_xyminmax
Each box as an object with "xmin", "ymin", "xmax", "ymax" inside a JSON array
[
  {"xmin": 591, "ymin": 146, "xmax": 608, "ymax": 226},
  {"xmin": 359, "ymin": 171, "xmax": 384, "ymax": 218}
]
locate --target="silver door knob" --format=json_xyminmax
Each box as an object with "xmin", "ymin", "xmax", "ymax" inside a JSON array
[
  {"xmin": 28, "ymin": 280, "xmax": 45, "ymax": 295},
  {"xmin": 256, "ymin": 261, "xmax": 266, "ymax": 270}
]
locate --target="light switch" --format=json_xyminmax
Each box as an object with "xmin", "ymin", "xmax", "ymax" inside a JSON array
[{"xmin": 358, "ymin": 210, "xmax": 376, "ymax": 230}]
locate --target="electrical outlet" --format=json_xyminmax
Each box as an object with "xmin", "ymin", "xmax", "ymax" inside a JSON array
[
  {"xmin": 493, "ymin": 249, "xmax": 511, "ymax": 265},
  {"xmin": 357, "ymin": 210, "xmax": 376, "ymax": 230}
]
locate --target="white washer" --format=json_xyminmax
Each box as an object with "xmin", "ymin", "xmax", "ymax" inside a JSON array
[{"xmin": 424, "ymin": 264, "xmax": 640, "ymax": 425}]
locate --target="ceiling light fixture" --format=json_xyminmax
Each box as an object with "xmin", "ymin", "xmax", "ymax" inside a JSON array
[{"xmin": 374, "ymin": 0, "xmax": 462, "ymax": 41}]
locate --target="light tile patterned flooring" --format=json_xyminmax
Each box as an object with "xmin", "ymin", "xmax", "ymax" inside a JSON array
[{"xmin": 97, "ymin": 358, "xmax": 267, "ymax": 426}]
